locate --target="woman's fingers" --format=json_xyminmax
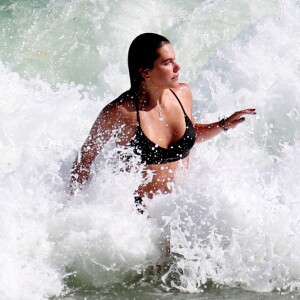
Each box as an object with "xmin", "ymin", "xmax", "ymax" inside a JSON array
[
  {"xmin": 240, "ymin": 108, "xmax": 256, "ymax": 115},
  {"xmin": 232, "ymin": 109, "xmax": 256, "ymax": 120},
  {"xmin": 225, "ymin": 109, "xmax": 256, "ymax": 129}
]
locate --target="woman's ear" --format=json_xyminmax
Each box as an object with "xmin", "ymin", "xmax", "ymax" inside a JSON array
[{"xmin": 139, "ymin": 68, "xmax": 150, "ymax": 80}]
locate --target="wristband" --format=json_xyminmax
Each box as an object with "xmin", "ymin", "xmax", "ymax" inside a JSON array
[{"xmin": 219, "ymin": 118, "xmax": 229, "ymax": 131}]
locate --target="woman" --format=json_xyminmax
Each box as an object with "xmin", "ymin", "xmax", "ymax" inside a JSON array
[{"xmin": 69, "ymin": 33, "xmax": 256, "ymax": 212}]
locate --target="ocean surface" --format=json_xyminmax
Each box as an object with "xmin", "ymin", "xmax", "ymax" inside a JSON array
[{"xmin": 1, "ymin": 0, "xmax": 300, "ymax": 299}]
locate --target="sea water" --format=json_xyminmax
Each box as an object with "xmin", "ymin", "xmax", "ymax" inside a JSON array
[{"xmin": 1, "ymin": 0, "xmax": 300, "ymax": 299}]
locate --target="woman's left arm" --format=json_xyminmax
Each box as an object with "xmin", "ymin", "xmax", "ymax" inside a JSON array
[
  {"xmin": 178, "ymin": 84, "xmax": 256, "ymax": 143},
  {"xmin": 194, "ymin": 108, "xmax": 256, "ymax": 143}
]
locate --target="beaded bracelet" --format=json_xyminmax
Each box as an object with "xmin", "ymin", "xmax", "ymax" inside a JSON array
[{"xmin": 219, "ymin": 118, "xmax": 229, "ymax": 132}]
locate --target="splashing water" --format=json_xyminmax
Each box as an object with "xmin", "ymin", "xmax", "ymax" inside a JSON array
[{"xmin": 1, "ymin": 0, "xmax": 300, "ymax": 299}]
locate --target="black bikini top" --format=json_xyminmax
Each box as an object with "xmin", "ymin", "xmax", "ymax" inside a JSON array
[{"xmin": 130, "ymin": 89, "xmax": 196, "ymax": 165}]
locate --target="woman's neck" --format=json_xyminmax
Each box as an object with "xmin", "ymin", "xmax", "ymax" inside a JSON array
[{"xmin": 132, "ymin": 83, "xmax": 166, "ymax": 108}]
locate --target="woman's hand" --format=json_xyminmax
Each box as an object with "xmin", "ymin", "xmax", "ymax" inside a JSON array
[{"xmin": 221, "ymin": 108, "xmax": 256, "ymax": 131}]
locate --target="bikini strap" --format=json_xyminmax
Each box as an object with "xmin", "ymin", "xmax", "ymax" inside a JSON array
[
  {"xmin": 169, "ymin": 89, "xmax": 188, "ymax": 116},
  {"xmin": 134, "ymin": 97, "xmax": 141, "ymax": 126}
]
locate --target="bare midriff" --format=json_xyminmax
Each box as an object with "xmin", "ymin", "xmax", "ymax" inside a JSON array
[{"xmin": 136, "ymin": 157, "xmax": 189, "ymax": 199}]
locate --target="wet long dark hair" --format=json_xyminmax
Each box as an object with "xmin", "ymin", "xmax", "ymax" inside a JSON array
[{"xmin": 128, "ymin": 33, "xmax": 170, "ymax": 90}]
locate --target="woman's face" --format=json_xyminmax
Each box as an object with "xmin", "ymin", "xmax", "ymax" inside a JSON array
[{"xmin": 146, "ymin": 44, "xmax": 180, "ymax": 89}]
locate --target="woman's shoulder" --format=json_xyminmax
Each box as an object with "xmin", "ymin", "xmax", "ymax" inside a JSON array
[
  {"xmin": 104, "ymin": 91, "xmax": 135, "ymax": 112},
  {"xmin": 171, "ymin": 83, "xmax": 193, "ymax": 102},
  {"xmin": 169, "ymin": 83, "xmax": 193, "ymax": 116},
  {"xmin": 97, "ymin": 90, "xmax": 136, "ymax": 131}
]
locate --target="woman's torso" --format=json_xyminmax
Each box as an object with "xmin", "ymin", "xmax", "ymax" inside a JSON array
[{"xmin": 112, "ymin": 86, "xmax": 195, "ymax": 198}]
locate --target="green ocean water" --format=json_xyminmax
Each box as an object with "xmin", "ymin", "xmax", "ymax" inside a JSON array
[{"xmin": 58, "ymin": 287, "xmax": 299, "ymax": 300}]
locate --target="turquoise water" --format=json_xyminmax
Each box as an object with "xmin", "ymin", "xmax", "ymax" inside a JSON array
[{"xmin": 1, "ymin": 0, "xmax": 300, "ymax": 299}]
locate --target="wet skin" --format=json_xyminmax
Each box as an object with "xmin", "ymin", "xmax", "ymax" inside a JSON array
[{"xmin": 70, "ymin": 44, "xmax": 256, "ymax": 202}]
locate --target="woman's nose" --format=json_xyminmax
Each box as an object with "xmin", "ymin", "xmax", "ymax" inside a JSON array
[{"xmin": 174, "ymin": 62, "xmax": 180, "ymax": 72}]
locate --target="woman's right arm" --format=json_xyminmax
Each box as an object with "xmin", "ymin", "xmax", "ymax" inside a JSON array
[{"xmin": 69, "ymin": 103, "xmax": 121, "ymax": 195}]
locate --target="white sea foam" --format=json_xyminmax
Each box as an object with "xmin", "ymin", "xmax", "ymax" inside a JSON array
[{"xmin": 1, "ymin": 0, "xmax": 300, "ymax": 299}]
